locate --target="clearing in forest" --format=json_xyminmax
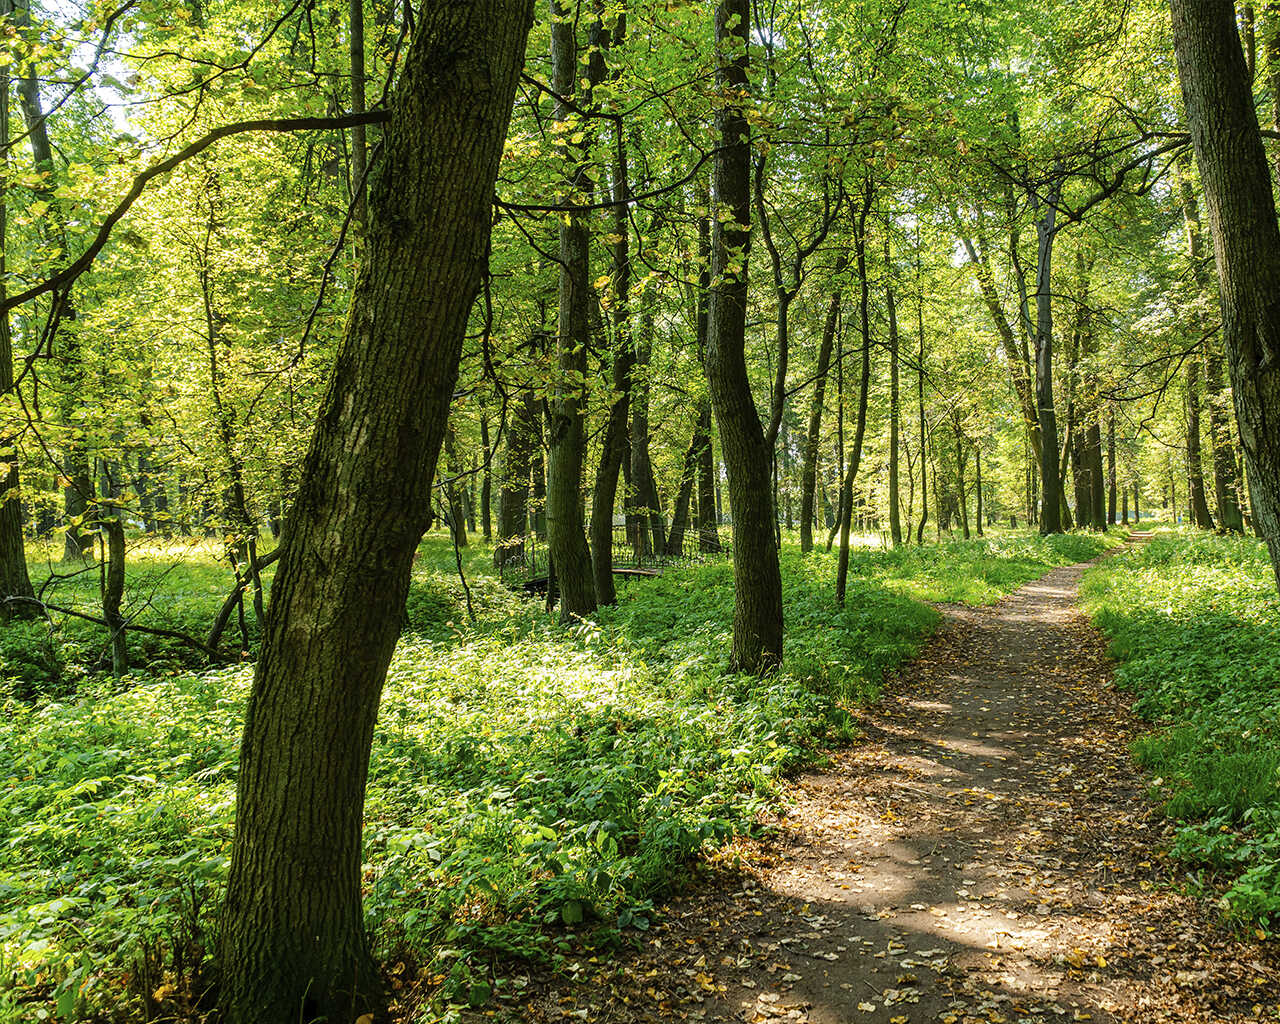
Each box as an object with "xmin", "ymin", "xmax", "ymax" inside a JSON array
[{"xmin": 485, "ymin": 547, "xmax": 1280, "ymax": 1024}]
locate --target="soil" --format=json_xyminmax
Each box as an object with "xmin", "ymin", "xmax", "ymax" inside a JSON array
[{"xmin": 456, "ymin": 541, "xmax": 1280, "ymax": 1023}]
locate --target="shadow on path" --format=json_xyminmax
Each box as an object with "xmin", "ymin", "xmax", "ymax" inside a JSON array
[{"xmin": 461, "ymin": 543, "xmax": 1279, "ymax": 1024}]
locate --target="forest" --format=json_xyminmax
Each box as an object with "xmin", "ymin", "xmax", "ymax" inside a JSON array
[{"xmin": 0, "ymin": 0, "xmax": 1279, "ymax": 1021}]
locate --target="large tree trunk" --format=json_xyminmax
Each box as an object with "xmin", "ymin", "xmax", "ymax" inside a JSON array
[
  {"xmin": 1170, "ymin": 0, "xmax": 1280, "ymax": 589},
  {"xmin": 217, "ymin": 5, "xmax": 531, "ymax": 1020},
  {"xmin": 545, "ymin": 0, "xmax": 601, "ymax": 619},
  {"xmin": 704, "ymin": 0, "xmax": 782, "ymax": 672},
  {"xmin": 799, "ymin": 283, "xmax": 841, "ymax": 553}
]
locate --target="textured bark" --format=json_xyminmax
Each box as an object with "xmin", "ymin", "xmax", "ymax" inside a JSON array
[
  {"xmin": 13, "ymin": 0, "xmax": 93, "ymax": 561},
  {"xmin": 1170, "ymin": 0, "xmax": 1280, "ymax": 589},
  {"xmin": 590, "ymin": 35, "xmax": 631, "ymax": 604},
  {"xmin": 836, "ymin": 188, "xmax": 874, "ymax": 606},
  {"xmin": 546, "ymin": 0, "xmax": 602, "ymax": 620},
  {"xmin": 1179, "ymin": 153, "xmax": 1246, "ymax": 532},
  {"xmin": 975, "ymin": 447, "xmax": 985, "ymax": 536},
  {"xmin": 1107, "ymin": 412, "xmax": 1117, "ymax": 525},
  {"xmin": 705, "ymin": 0, "xmax": 782, "ymax": 671},
  {"xmin": 1186, "ymin": 358, "xmax": 1216, "ymax": 529},
  {"xmin": 916, "ymin": 248, "xmax": 928, "ymax": 545},
  {"xmin": 479, "ymin": 407, "xmax": 493, "ymax": 542},
  {"xmin": 496, "ymin": 391, "xmax": 537, "ymax": 569},
  {"xmin": 349, "ymin": 0, "xmax": 368, "ymax": 234},
  {"xmin": 693, "ymin": 197, "xmax": 722, "ymax": 555},
  {"xmin": 218, "ymin": 4, "xmax": 531, "ymax": 1020},
  {"xmin": 799, "ymin": 283, "xmax": 841, "ymax": 553},
  {"xmin": 443, "ymin": 427, "xmax": 468, "ymax": 548},
  {"xmin": 665, "ymin": 420, "xmax": 701, "ymax": 556},
  {"xmin": 1032, "ymin": 181, "xmax": 1064, "ymax": 534},
  {"xmin": 100, "ymin": 515, "xmax": 128, "ymax": 677},
  {"xmin": 0, "ymin": 40, "xmax": 36, "ymax": 620},
  {"xmin": 887, "ymin": 239, "xmax": 902, "ymax": 548},
  {"xmin": 630, "ymin": 324, "xmax": 666, "ymax": 557}
]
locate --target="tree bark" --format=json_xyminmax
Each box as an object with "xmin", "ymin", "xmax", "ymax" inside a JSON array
[
  {"xmin": 1170, "ymin": 0, "xmax": 1280, "ymax": 589},
  {"xmin": 100, "ymin": 514, "xmax": 128, "ymax": 677},
  {"xmin": 799, "ymin": 281, "xmax": 841, "ymax": 553},
  {"xmin": 886, "ymin": 229, "xmax": 902, "ymax": 547},
  {"xmin": 1178, "ymin": 152, "xmax": 1246, "ymax": 532},
  {"xmin": 546, "ymin": 0, "xmax": 604, "ymax": 620},
  {"xmin": 218, "ymin": 5, "xmax": 531, "ymax": 1020},
  {"xmin": 1186, "ymin": 357, "xmax": 1216, "ymax": 529},
  {"xmin": 0, "ymin": 38, "xmax": 36, "ymax": 620},
  {"xmin": 1107, "ymin": 411, "xmax": 1117, "ymax": 524},
  {"xmin": 704, "ymin": 0, "xmax": 782, "ymax": 671},
  {"xmin": 479, "ymin": 406, "xmax": 493, "ymax": 542},
  {"xmin": 1032, "ymin": 180, "xmax": 1064, "ymax": 534},
  {"xmin": 496, "ymin": 392, "xmax": 537, "ymax": 569},
  {"xmin": 836, "ymin": 187, "xmax": 875, "ymax": 605},
  {"xmin": 589, "ymin": 27, "xmax": 631, "ymax": 603}
]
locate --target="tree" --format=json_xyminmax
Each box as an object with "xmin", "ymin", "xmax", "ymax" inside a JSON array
[
  {"xmin": 1169, "ymin": 0, "xmax": 1280, "ymax": 590},
  {"xmin": 217, "ymin": 3, "xmax": 533, "ymax": 1019},
  {"xmin": 704, "ymin": 0, "xmax": 783, "ymax": 672}
]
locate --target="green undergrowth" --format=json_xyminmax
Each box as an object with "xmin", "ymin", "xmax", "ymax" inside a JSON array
[
  {"xmin": 0, "ymin": 529, "xmax": 1098, "ymax": 1020},
  {"xmin": 851, "ymin": 528, "xmax": 1118, "ymax": 605},
  {"xmin": 1081, "ymin": 529, "xmax": 1280, "ymax": 934}
]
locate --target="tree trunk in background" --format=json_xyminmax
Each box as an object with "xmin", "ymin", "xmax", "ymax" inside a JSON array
[
  {"xmin": 693, "ymin": 198, "xmax": 722, "ymax": 555},
  {"xmin": 590, "ymin": 45, "xmax": 632, "ymax": 604},
  {"xmin": 955, "ymin": 423, "xmax": 971, "ymax": 541},
  {"xmin": 13, "ymin": 0, "xmax": 93, "ymax": 561},
  {"xmin": 443, "ymin": 428, "xmax": 468, "ymax": 548},
  {"xmin": 1033, "ymin": 182, "xmax": 1064, "ymax": 534},
  {"xmin": 1186, "ymin": 358, "xmax": 1216, "ymax": 529},
  {"xmin": 696, "ymin": 404, "xmax": 720, "ymax": 552},
  {"xmin": 1122, "ymin": 483, "xmax": 1129, "ymax": 524},
  {"xmin": 479, "ymin": 407, "xmax": 493, "ymax": 542},
  {"xmin": 1171, "ymin": 0, "xmax": 1280, "ymax": 590},
  {"xmin": 976, "ymin": 448, "xmax": 984, "ymax": 536},
  {"xmin": 0, "ymin": 46, "xmax": 36, "ymax": 620},
  {"xmin": 705, "ymin": 0, "xmax": 782, "ymax": 671},
  {"xmin": 100, "ymin": 513, "xmax": 128, "ymax": 677},
  {"xmin": 218, "ymin": 5, "xmax": 531, "ymax": 1019},
  {"xmin": 836, "ymin": 187, "xmax": 875, "ymax": 605},
  {"xmin": 496, "ymin": 391, "xmax": 537, "ymax": 570},
  {"xmin": 665, "ymin": 420, "xmax": 700, "ymax": 556},
  {"xmin": 546, "ymin": 0, "xmax": 602, "ymax": 620},
  {"xmin": 630, "ymin": 321, "xmax": 665, "ymax": 557},
  {"xmin": 916, "ymin": 249, "xmax": 928, "ymax": 545},
  {"xmin": 799, "ymin": 283, "xmax": 841, "ymax": 553},
  {"xmin": 1107, "ymin": 412, "xmax": 1117, "ymax": 524},
  {"xmin": 1179, "ymin": 152, "xmax": 1246, "ymax": 533},
  {"xmin": 349, "ymin": 0, "xmax": 367, "ymax": 235},
  {"xmin": 886, "ymin": 231, "xmax": 902, "ymax": 547}
]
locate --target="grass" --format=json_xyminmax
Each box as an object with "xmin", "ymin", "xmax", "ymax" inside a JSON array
[
  {"xmin": 1081, "ymin": 528, "xmax": 1280, "ymax": 934},
  {"xmin": 0, "ymin": 527, "xmax": 1113, "ymax": 1021}
]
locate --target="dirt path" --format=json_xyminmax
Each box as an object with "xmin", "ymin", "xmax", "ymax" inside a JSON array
[{"xmin": 470, "ymin": 548, "xmax": 1279, "ymax": 1024}]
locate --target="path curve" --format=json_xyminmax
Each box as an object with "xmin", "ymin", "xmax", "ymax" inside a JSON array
[{"xmin": 472, "ymin": 548, "xmax": 1280, "ymax": 1024}]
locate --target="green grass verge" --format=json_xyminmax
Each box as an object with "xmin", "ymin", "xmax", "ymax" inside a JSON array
[
  {"xmin": 1081, "ymin": 528, "xmax": 1280, "ymax": 934},
  {"xmin": 0, "ymin": 529, "xmax": 1110, "ymax": 1019}
]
